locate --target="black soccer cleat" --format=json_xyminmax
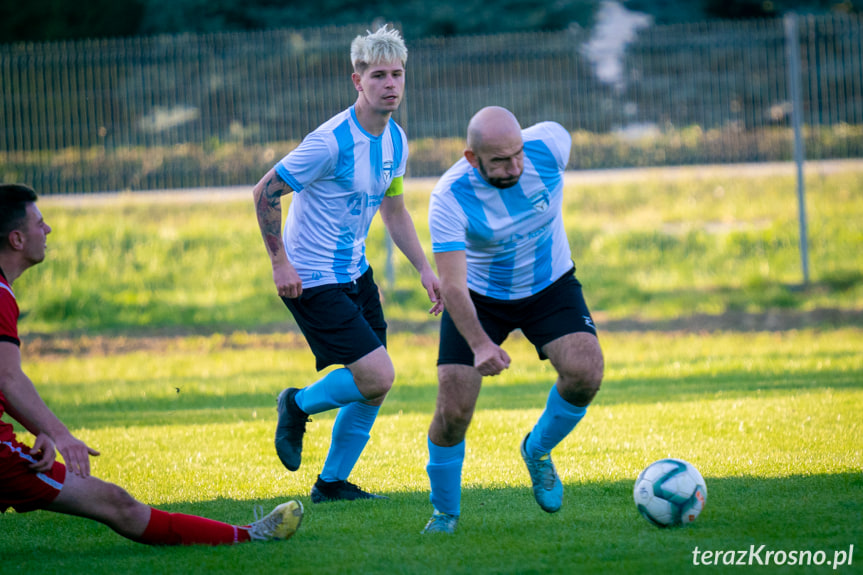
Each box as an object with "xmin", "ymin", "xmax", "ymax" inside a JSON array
[
  {"xmin": 275, "ymin": 387, "xmax": 310, "ymax": 472},
  {"xmin": 310, "ymin": 476, "xmax": 389, "ymax": 504}
]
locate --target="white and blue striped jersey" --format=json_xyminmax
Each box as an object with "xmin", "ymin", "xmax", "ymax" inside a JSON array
[
  {"xmin": 429, "ymin": 121, "xmax": 573, "ymax": 300},
  {"xmin": 275, "ymin": 106, "xmax": 408, "ymax": 288}
]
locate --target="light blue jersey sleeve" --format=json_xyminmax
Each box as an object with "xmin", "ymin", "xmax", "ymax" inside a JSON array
[
  {"xmin": 525, "ymin": 121, "xmax": 571, "ymax": 171},
  {"xmin": 275, "ymin": 131, "xmax": 336, "ymax": 193},
  {"xmin": 392, "ymin": 121, "xmax": 409, "ymax": 179},
  {"xmin": 429, "ymin": 160, "xmax": 471, "ymax": 254}
]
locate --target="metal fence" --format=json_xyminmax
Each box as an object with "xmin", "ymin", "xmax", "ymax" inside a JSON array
[{"xmin": 1, "ymin": 14, "xmax": 862, "ymax": 193}]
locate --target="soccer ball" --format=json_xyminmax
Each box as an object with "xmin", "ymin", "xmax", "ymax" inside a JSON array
[{"xmin": 633, "ymin": 458, "xmax": 707, "ymax": 527}]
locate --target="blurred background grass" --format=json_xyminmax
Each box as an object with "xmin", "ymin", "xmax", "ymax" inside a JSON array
[{"xmin": 15, "ymin": 165, "xmax": 863, "ymax": 335}]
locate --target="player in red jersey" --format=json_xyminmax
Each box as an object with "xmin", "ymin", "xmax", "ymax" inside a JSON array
[{"xmin": 0, "ymin": 183, "xmax": 303, "ymax": 545}]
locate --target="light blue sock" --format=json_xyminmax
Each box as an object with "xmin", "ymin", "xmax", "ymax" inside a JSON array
[
  {"xmin": 319, "ymin": 402, "xmax": 380, "ymax": 482},
  {"xmin": 426, "ymin": 438, "xmax": 465, "ymax": 516},
  {"xmin": 526, "ymin": 386, "xmax": 587, "ymax": 457},
  {"xmin": 295, "ymin": 368, "xmax": 366, "ymax": 415}
]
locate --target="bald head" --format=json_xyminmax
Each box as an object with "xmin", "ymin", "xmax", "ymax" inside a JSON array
[
  {"xmin": 466, "ymin": 106, "xmax": 522, "ymax": 153},
  {"xmin": 464, "ymin": 107, "xmax": 524, "ymax": 189}
]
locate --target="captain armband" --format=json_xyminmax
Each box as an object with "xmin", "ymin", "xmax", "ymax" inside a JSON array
[{"xmin": 385, "ymin": 176, "xmax": 404, "ymax": 197}]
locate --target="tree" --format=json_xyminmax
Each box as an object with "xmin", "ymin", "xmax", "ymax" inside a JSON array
[
  {"xmin": 1, "ymin": 0, "xmax": 861, "ymax": 45},
  {"xmin": 0, "ymin": 0, "xmax": 145, "ymax": 43}
]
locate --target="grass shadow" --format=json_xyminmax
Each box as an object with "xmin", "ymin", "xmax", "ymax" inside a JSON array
[{"xmin": 27, "ymin": 361, "xmax": 862, "ymax": 431}]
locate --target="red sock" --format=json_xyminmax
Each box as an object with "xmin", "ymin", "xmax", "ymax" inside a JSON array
[{"xmin": 137, "ymin": 508, "xmax": 251, "ymax": 546}]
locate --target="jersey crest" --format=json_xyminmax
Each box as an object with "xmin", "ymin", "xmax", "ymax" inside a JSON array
[
  {"xmin": 529, "ymin": 189, "xmax": 550, "ymax": 212},
  {"xmin": 383, "ymin": 160, "xmax": 395, "ymax": 184}
]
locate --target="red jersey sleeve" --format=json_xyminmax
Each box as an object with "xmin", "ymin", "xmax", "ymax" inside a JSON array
[
  {"xmin": 0, "ymin": 278, "xmax": 19, "ymax": 438},
  {"xmin": 0, "ymin": 281, "xmax": 20, "ymax": 346}
]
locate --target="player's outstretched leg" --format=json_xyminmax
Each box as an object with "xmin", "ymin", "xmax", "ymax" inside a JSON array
[
  {"xmin": 139, "ymin": 502, "xmax": 304, "ymax": 545},
  {"xmin": 520, "ymin": 432, "xmax": 564, "ymax": 513},
  {"xmin": 275, "ymin": 387, "xmax": 310, "ymax": 471},
  {"xmin": 246, "ymin": 500, "xmax": 305, "ymax": 541},
  {"xmin": 48, "ymin": 473, "xmax": 304, "ymax": 545}
]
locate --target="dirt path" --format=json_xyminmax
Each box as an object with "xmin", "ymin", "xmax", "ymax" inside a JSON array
[
  {"xmin": 41, "ymin": 159, "xmax": 863, "ymax": 206},
  {"xmin": 22, "ymin": 307, "xmax": 863, "ymax": 359}
]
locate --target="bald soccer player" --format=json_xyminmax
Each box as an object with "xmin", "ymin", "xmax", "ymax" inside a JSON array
[{"xmin": 421, "ymin": 107, "xmax": 604, "ymax": 534}]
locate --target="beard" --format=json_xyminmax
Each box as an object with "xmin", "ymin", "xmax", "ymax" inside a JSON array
[{"xmin": 477, "ymin": 158, "xmax": 521, "ymax": 189}]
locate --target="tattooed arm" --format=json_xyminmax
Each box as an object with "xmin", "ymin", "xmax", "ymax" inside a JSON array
[{"xmin": 252, "ymin": 167, "xmax": 303, "ymax": 298}]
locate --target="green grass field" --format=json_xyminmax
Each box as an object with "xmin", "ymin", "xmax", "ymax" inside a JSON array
[{"xmin": 3, "ymin": 164, "xmax": 862, "ymax": 573}]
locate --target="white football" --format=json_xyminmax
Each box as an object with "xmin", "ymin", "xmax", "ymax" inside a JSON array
[{"xmin": 633, "ymin": 458, "xmax": 707, "ymax": 527}]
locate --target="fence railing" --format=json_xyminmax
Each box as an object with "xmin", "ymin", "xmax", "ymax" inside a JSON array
[{"xmin": 1, "ymin": 14, "xmax": 862, "ymax": 193}]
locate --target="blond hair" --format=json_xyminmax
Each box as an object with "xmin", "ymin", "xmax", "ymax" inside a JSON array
[{"xmin": 351, "ymin": 24, "xmax": 407, "ymax": 74}]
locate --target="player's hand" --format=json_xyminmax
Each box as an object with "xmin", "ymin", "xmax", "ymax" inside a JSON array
[
  {"xmin": 273, "ymin": 261, "xmax": 303, "ymax": 299},
  {"xmin": 27, "ymin": 433, "xmax": 57, "ymax": 473},
  {"xmin": 54, "ymin": 432, "xmax": 100, "ymax": 478},
  {"xmin": 473, "ymin": 342, "xmax": 511, "ymax": 377},
  {"xmin": 420, "ymin": 266, "xmax": 444, "ymax": 316}
]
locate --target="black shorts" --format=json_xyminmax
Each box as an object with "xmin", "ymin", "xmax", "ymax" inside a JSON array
[
  {"xmin": 437, "ymin": 268, "xmax": 597, "ymax": 366},
  {"xmin": 282, "ymin": 267, "xmax": 387, "ymax": 371}
]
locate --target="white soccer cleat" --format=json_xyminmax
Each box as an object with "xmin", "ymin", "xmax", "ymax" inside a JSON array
[{"xmin": 246, "ymin": 500, "xmax": 304, "ymax": 541}]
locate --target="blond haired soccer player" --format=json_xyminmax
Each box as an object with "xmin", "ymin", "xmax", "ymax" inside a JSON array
[
  {"xmin": 0, "ymin": 184, "xmax": 303, "ymax": 545},
  {"xmin": 422, "ymin": 107, "xmax": 604, "ymax": 534},
  {"xmin": 253, "ymin": 25, "xmax": 442, "ymax": 503}
]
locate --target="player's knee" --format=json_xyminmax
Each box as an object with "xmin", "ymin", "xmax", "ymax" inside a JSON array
[
  {"xmin": 103, "ymin": 483, "xmax": 139, "ymax": 514},
  {"xmin": 374, "ymin": 362, "xmax": 395, "ymax": 396},
  {"xmin": 560, "ymin": 356, "xmax": 604, "ymax": 385},
  {"xmin": 93, "ymin": 481, "xmax": 146, "ymax": 531},
  {"xmin": 559, "ymin": 359, "xmax": 604, "ymax": 406},
  {"xmin": 569, "ymin": 381, "xmax": 601, "ymax": 406},
  {"xmin": 436, "ymin": 405, "xmax": 473, "ymax": 441},
  {"xmin": 354, "ymin": 363, "xmax": 395, "ymax": 400}
]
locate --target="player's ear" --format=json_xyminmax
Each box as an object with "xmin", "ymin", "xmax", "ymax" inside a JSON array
[
  {"xmin": 352, "ymin": 72, "xmax": 363, "ymax": 91},
  {"xmin": 7, "ymin": 229, "xmax": 24, "ymax": 250},
  {"xmin": 464, "ymin": 149, "xmax": 479, "ymax": 168}
]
